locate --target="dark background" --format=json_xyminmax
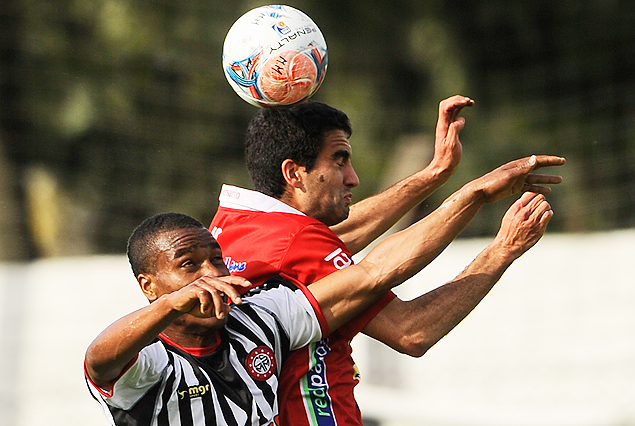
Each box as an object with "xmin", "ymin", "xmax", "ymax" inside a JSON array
[{"xmin": 1, "ymin": 0, "xmax": 633, "ymax": 260}]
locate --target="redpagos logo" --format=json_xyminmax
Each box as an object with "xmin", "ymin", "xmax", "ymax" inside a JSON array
[{"xmin": 304, "ymin": 339, "xmax": 335, "ymax": 425}]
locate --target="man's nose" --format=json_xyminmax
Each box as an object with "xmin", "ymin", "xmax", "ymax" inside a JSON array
[
  {"xmin": 200, "ymin": 260, "xmax": 223, "ymax": 276},
  {"xmin": 345, "ymin": 165, "xmax": 360, "ymax": 187}
]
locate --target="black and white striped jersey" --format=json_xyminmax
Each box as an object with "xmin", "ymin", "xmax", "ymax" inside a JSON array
[{"xmin": 86, "ymin": 278, "xmax": 328, "ymax": 426}]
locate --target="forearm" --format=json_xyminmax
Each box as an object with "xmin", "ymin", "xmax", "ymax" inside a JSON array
[
  {"xmin": 85, "ymin": 296, "xmax": 180, "ymax": 386},
  {"xmin": 357, "ymin": 181, "xmax": 485, "ymax": 291},
  {"xmin": 410, "ymin": 242, "xmax": 516, "ymax": 350},
  {"xmin": 363, "ymin": 240, "xmax": 517, "ymax": 357},
  {"xmin": 331, "ymin": 165, "xmax": 452, "ymax": 254},
  {"xmin": 314, "ymin": 183, "xmax": 485, "ymax": 331},
  {"xmin": 362, "ymin": 191, "xmax": 553, "ymax": 356}
]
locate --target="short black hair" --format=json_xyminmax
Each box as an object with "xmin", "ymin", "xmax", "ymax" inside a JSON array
[
  {"xmin": 127, "ymin": 212, "xmax": 204, "ymax": 277},
  {"xmin": 245, "ymin": 101, "xmax": 352, "ymax": 198}
]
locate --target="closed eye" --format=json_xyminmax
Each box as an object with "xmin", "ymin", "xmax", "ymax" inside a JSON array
[{"xmin": 333, "ymin": 150, "xmax": 350, "ymax": 167}]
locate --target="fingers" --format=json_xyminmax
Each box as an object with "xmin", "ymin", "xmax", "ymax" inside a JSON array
[
  {"xmin": 445, "ymin": 117, "xmax": 466, "ymax": 143},
  {"xmin": 504, "ymin": 192, "xmax": 553, "ymax": 248},
  {"xmin": 219, "ymin": 275, "xmax": 252, "ymax": 290},
  {"xmin": 525, "ymin": 192, "xmax": 553, "ymax": 218},
  {"xmin": 526, "ymin": 194, "xmax": 553, "ymax": 235},
  {"xmin": 506, "ymin": 155, "xmax": 566, "ymax": 175},
  {"xmin": 180, "ymin": 275, "xmax": 252, "ymax": 319},
  {"xmin": 522, "ymin": 173, "xmax": 563, "ymax": 194},
  {"xmin": 510, "ymin": 192, "xmax": 553, "ymax": 236},
  {"xmin": 515, "ymin": 190, "xmax": 542, "ymax": 208},
  {"xmin": 197, "ymin": 286, "xmax": 228, "ymax": 319},
  {"xmin": 514, "ymin": 191, "xmax": 551, "ymax": 215},
  {"xmin": 438, "ymin": 95, "xmax": 475, "ymax": 117},
  {"xmin": 436, "ymin": 95, "xmax": 474, "ymax": 136},
  {"xmin": 482, "ymin": 154, "xmax": 565, "ymax": 201},
  {"xmin": 505, "ymin": 192, "xmax": 546, "ymax": 220},
  {"xmin": 531, "ymin": 155, "xmax": 566, "ymax": 169},
  {"xmin": 525, "ymin": 173, "xmax": 563, "ymax": 185},
  {"xmin": 431, "ymin": 95, "xmax": 473, "ymax": 173}
]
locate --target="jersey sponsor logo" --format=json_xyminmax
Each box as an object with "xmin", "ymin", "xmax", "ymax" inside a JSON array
[
  {"xmin": 246, "ymin": 346, "xmax": 276, "ymax": 381},
  {"xmin": 303, "ymin": 339, "xmax": 336, "ymax": 426},
  {"xmin": 324, "ymin": 248, "xmax": 352, "ymax": 270},
  {"xmin": 177, "ymin": 384, "xmax": 210, "ymax": 400},
  {"xmin": 224, "ymin": 256, "xmax": 247, "ymax": 273}
]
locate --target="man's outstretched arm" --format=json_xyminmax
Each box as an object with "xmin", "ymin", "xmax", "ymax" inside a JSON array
[
  {"xmin": 362, "ymin": 191, "xmax": 555, "ymax": 357},
  {"xmin": 331, "ymin": 95, "xmax": 474, "ymax": 254},
  {"xmin": 312, "ymin": 154, "xmax": 563, "ymax": 332}
]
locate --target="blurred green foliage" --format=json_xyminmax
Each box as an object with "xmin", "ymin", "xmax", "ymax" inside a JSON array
[{"xmin": 0, "ymin": 0, "xmax": 633, "ymax": 259}]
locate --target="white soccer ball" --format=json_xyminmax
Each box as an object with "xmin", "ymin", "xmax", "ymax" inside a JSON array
[{"xmin": 222, "ymin": 5, "xmax": 328, "ymax": 108}]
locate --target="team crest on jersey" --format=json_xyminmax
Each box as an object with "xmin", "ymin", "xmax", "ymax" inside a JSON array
[{"xmin": 246, "ymin": 346, "xmax": 276, "ymax": 381}]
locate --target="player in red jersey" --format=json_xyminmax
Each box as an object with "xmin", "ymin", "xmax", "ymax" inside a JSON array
[{"xmin": 210, "ymin": 96, "xmax": 565, "ymax": 426}]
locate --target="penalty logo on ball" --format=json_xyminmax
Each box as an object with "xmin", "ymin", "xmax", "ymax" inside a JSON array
[{"xmin": 222, "ymin": 5, "xmax": 328, "ymax": 108}]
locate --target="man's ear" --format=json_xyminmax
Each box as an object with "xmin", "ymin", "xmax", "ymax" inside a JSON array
[
  {"xmin": 281, "ymin": 159, "xmax": 306, "ymax": 191},
  {"xmin": 138, "ymin": 273, "xmax": 159, "ymax": 302}
]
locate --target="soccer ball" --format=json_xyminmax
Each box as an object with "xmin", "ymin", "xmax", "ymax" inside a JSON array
[{"xmin": 222, "ymin": 5, "xmax": 328, "ymax": 108}]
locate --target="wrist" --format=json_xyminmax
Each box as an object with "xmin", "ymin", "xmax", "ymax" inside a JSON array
[
  {"xmin": 155, "ymin": 293, "xmax": 187, "ymax": 318},
  {"xmin": 482, "ymin": 239, "xmax": 521, "ymax": 267},
  {"xmin": 455, "ymin": 180, "xmax": 488, "ymax": 208},
  {"xmin": 426, "ymin": 160, "xmax": 456, "ymax": 183}
]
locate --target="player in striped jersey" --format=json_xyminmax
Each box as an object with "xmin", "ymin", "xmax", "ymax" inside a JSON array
[{"xmin": 85, "ymin": 192, "xmax": 554, "ymax": 426}]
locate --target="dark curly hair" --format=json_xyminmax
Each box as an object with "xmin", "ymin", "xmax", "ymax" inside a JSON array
[{"xmin": 245, "ymin": 101, "xmax": 352, "ymax": 198}]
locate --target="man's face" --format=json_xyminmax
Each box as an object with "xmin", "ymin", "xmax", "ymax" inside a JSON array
[
  {"xmin": 151, "ymin": 226, "xmax": 231, "ymax": 326},
  {"xmin": 302, "ymin": 129, "xmax": 360, "ymax": 226}
]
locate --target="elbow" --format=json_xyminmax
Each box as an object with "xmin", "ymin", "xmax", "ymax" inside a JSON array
[{"xmin": 393, "ymin": 333, "xmax": 435, "ymax": 358}]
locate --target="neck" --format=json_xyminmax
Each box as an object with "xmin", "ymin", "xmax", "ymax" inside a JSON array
[{"xmin": 279, "ymin": 188, "xmax": 306, "ymax": 214}]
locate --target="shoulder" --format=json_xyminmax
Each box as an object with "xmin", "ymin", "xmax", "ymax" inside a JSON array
[
  {"xmin": 232, "ymin": 276, "xmax": 327, "ymax": 346},
  {"xmin": 237, "ymin": 277, "xmax": 308, "ymax": 317},
  {"xmin": 87, "ymin": 340, "xmax": 171, "ymax": 409},
  {"xmin": 213, "ymin": 207, "xmax": 346, "ymax": 261},
  {"xmin": 213, "ymin": 206, "xmax": 325, "ymax": 231}
]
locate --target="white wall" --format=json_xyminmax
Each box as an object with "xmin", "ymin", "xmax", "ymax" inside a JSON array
[
  {"xmin": 352, "ymin": 230, "xmax": 635, "ymax": 426},
  {"xmin": 0, "ymin": 230, "xmax": 633, "ymax": 426}
]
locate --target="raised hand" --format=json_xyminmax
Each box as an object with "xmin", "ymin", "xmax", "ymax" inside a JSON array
[
  {"xmin": 168, "ymin": 275, "xmax": 250, "ymax": 319},
  {"xmin": 493, "ymin": 191, "xmax": 554, "ymax": 260},
  {"xmin": 471, "ymin": 155, "xmax": 566, "ymax": 204},
  {"xmin": 430, "ymin": 95, "xmax": 475, "ymax": 176}
]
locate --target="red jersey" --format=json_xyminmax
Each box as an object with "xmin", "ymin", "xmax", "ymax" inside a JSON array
[{"xmin": 210, "ymin": 185, "xmax": 396, "ymax": 426}]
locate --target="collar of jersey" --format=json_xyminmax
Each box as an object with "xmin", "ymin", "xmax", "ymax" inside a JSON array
[
  {"xmin": 159, "ymin": 332, "xmax": 222, "ymax": 356},
  {"xmin": 218, "ymin": 184, "xmax": 305, "ymax": 215}
]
